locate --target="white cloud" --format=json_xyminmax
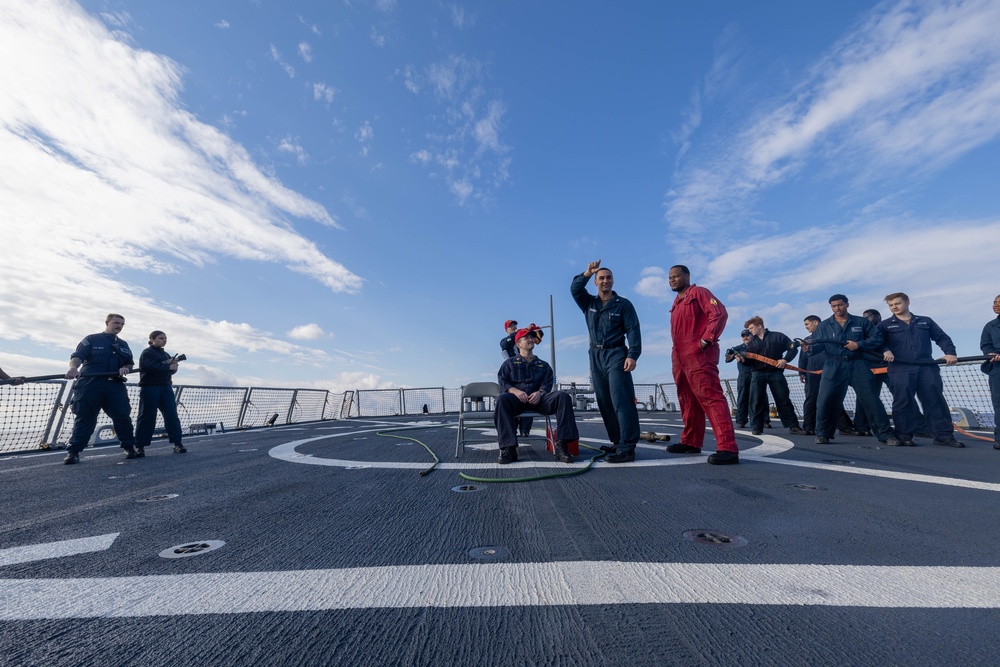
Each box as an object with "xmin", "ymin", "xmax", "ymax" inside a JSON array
[
  {"xmin": 0, "ymin": 1, "xmax": 362, "ymax": 365},
  {"xmin": 298, "ymin": 41, "xmax": 313, "ymax": 63},
  {"xmin": 313, "ymin": 82, "xmax": 336, "ymax": 103},
  {"xmin": 287, "ymin": 323, "xmax": 331, "ymax": 340},
  {"xmin": 408, "ymin": 54, "xmax": 511, "ymax": 205},
  {"xmin": 370, "ymin": 26, "xmax": 386, "ymax": 47},
  {"xmin": 277, "ymin": 135, "xmax": 308, "ymax": 164},
  {"xmin": 634, "ymin": 272, "xmax": 673, "ymax": 301},
  {"xmin": 269, "ymin": 43, "xmax": 295, "ymax": 78},
  {"xmin": 473, "ymin": 100, "xmax": 506, "ymax": 154},
  {"xmin": 409, "ymin": 149, "xmax": 431, "ymax": 164},
  {"xmin": 355, "ymin": 120, "xmax": 374, "ymax": 156},
  {"xmin": 666, "ymin": 0, "xmax": 1000, "ymax": 237},
  {"xmin": 298, "ymin": 15, "xmax": 321, "ymax": 36},
  {"xmin": 215, "ymin": 19, "xmax": 230, "ymax": 29},
  {"xmin": 449, "ymin": 4, "xmax": 474, "ymax": 29}
]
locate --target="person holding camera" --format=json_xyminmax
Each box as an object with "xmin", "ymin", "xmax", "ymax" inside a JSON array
[
  {"xmin": 62, "ymin": 313, "xmax": 138, "ymax": 464},
  {"xmin": 136, "ymin": 330, "xmax": 187, "ymax": 455}
]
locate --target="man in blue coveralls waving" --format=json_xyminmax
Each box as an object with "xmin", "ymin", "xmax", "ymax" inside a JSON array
[
  {"xmin": 571, "ymin": 260, "xmax": 642, "ymax": 463},
  {"xmin": 879, "ymin": 292, "xmax": 962, "ymax": 447},
  {"xmin": 62, "ymin": 313, "xmax": 139, "ymax": 464}
]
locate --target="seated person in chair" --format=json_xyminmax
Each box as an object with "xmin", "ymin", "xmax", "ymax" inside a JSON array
[{"xmin": 495, "ymin": 325, "xmax": 579, "ymax": 465}]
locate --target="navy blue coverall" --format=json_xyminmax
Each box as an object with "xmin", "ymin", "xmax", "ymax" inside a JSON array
[
  {"xmin": 814, "ymin": 315, "xmax": 893, "ymax": 442},
  {"xmin": 725, "ymin": 342, "xmax": 752, "ymax": 426},
  {"xmin": 500, "ymin": 333, "xmax": 532, "ymax": 435},
  {"xmin": 745, "ymin": 330, "xmax": 801, "ymax": 431},
  {"xmin": 66, "ymin": 333, "xmax": 137, "ymax": 454},
  {"xmin": 981, "ymin": 315, "xmax": 1000, "ymax": 443},
  {"xmin": 136, "ymin": 345, "xmax": 184, "ymax": 449},
  {"xmin": 878, "ymin": 314, "xmax": 957, "ymax": 441},
  {"xmin": 852, "ymin": 356, "xmax": 888, "ymax": 434},
  {"xmin": 571, "ymin": 274, "xmax": 641, "ymax": 452},
  {"xmin": 495, "ymin": 355, "xmax": 579, "ymax": 448},
  {"xmin": 799, "ymin": 344, "xmax": 853, "ymax": 433}
]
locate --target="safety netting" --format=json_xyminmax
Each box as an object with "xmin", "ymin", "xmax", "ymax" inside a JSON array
[
  {"xmin": 290, "ymin": 389, "xmax": 329, "ymax": 423},
  {"xmin": 0, "ymin": 381, "xmax": 69, "ymax": 454},
  {"xmin": 354, "ymin": 389, "xmax": 404, "ymax": 417},
  {"xmin": 242, "ymin": 388, "xmax": 296, "ymax": 428},
  {"xmin": 176, "ymin": 386, "xmax": 249, "ymax": 431}
]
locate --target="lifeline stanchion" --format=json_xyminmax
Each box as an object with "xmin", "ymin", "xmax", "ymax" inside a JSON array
[{"xmin": 458, "ymin": 442, "xmax": 608, "ymax": 484}]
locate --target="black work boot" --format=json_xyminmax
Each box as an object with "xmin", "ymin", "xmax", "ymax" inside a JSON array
[
  {"xmin": 605, "ymin": 450, "xmax": 635, "ymax": 463},
  {"xmin": 173, "ymin": 445, "xmax": 187, "ymax": 453},
  {"xmin": 498, "ymin": 447, "xmax": 517, "ymax": 465},
  {"xmin": 135, "ymin": 447, "xmax": 145, "ymax": 458},
  {"xmin": 123, "ymin": 447, "xmax": 138, "ymax": 460},
  {"xmin": 63, "ymin": 452, "xmax": 80, "ymax": 465},
  {"xmin": 553, "ymin": 440, "xmax": 575, "ymax": 463}
]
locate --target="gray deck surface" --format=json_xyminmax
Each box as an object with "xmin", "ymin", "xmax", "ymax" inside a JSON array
[{"xmin": 1, "ymin": 414, "xmax": 998, "ymax": 666}]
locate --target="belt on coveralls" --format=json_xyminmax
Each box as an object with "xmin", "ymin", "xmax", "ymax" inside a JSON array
[{"xmin": 590, "ymin": 343, "xmax": 625, "ymax": 350}]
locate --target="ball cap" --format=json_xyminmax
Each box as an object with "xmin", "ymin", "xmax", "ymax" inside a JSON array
[
  {"xmin": 515, "ymin": 324, "xmax": 543, "ymax": 344},
  {"xmin": 741, "ymin": 329, "xmax": 751, "ymax": 336},
  {"xmin": 504, "ymin": 319, "xmax": 517, "ymax": 330}
]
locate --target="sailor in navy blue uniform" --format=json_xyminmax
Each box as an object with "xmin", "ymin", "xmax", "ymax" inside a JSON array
[
  {"xmin": 63, "ymin": 313, "xmax": 138, "ymax": 463},
  {"xmin": 500, "ymin": 319, "xmax": 532, "ymax": 438},
  {"xmin": 980, "ymin": 294, "xmax": 1000, "ymax": 449},
  {"xmin": 813, "ymin": 295, "xmax": 899, "ymax": 446},
  {"xmin": 136, "ymin": 330, "xmax": 186, "ymax": 455},
  {"xmin": 741, "ymin": 317, "xmax": 804, "ymax": 435},
  {"xmin": 571, "ymin": 260, "xmax": 642, "ymax": 463},
  {"xmin": 800, "ymin": 315, "xmax": 854, "ymax": 435},
  {"xmin": 495, "ymin": 327, "xmax": 579, "ymax": 464},
  {"xmin": 878, "ymin": 293, "xmax": 961, "ymax": 447},
  {"xmin": 724, "ymin": 329, "xmax": 753, "ymax": 427}
]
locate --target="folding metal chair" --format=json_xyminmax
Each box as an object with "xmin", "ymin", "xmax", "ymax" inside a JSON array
[{"xmin": 454, "ymin": 382, "xmax": 553, "ymax": 458}]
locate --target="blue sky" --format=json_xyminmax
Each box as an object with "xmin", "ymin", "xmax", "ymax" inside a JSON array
[{"xmin": 2, "ymin": 0, "xmax": 999, "ymax": 392}]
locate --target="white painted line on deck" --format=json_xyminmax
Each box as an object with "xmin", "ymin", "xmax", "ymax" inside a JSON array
[
  {"xmin": 268, "ymin": 429, "xmax": 793, "ymax": 470},
  {"xmin": 3, "ymin": 560, "xmax": 999, "ymax": 620},
  {"xmin": 0, "ymin": 533, "xmax": 119, "ymax": 568},
  {"xmin": 749, "ymin": 456, "xmax": 1000, "ymax": 492}
]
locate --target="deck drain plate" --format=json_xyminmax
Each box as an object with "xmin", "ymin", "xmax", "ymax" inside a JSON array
[
  {"xmin": 682, "ymin": 530, "xmax": 748, "ymax": 549},
  {"xmin": 451, "ymin": 485, "xmax": 483, "ymax": 493},
  {"xmin": 159, "ymin": 540, "xmax": 226, "ymax": 559},
  {"xmin": 822, "ymin": 459, "xmax": 854, "ymax": 465},
  {"xmin": 468, "ymin": 546, "xmax": 509, "ymax": 560},
  {"xmin": 138, "ymin": 494, "xmax": 179, "ymax": 502},
  {"xmin": 789, "ymin": 483, "xmax": 826, "ymax": 491}
]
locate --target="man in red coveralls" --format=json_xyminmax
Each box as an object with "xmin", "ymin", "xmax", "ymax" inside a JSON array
[{"xmin": 665, "ymin": 265, "xmax": 740, "ymax": 464}]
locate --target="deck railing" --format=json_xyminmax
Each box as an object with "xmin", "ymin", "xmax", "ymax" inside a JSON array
[{"xmin": 1, "ymin": 361, "xmax": 992, "ymax": 454}]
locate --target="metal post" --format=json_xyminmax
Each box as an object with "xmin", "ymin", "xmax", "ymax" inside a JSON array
[
  {"xmin": 40, "ymin": 380, "xmax": 69, "ymax": 448},
  {"xmin": 549, "ymin": 294, "xmax": 556, "ymax": 385},
  {"xmin": 287, "ymin": 390, "xmax": 299, "ymax": 424}
]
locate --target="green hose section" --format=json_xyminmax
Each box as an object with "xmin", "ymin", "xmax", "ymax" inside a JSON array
[
  {"xmin": 376, "ymin": 425, "xmax": 441, "ymax": 477},
  {"xmin": 375, "ymin": 424, "xmax": 611, "ymax": 483},
  {"xmin": 458, "ymin": 442, "xmax": 608, "ymax": 483}
]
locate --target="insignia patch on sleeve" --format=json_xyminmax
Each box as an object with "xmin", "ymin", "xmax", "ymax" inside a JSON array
[{"xmin": 710, "ymin": 299, "xmax": 718, "ymax": 305}]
